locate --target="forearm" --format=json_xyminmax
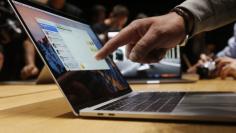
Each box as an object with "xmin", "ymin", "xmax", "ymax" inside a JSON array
[
  {"xmin": 23, "ymin": 39, "xmax": 36, "ymax": 65},
  {"xmin": 178, "ymin": 0, "xmax": 236, "ymax": 35}
]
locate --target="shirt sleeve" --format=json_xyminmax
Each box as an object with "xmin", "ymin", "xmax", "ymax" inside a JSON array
[
  {"xmin": 178, "ymin": 0, "xmax": 236, "ymax": 36},
  {"xmin": 217, "ymin": 24, "xmax": 236, "ymax": 58}
]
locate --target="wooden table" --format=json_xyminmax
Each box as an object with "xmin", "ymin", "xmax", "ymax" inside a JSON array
[{"xmin": 1, "ymin": 79, "xmax": 236, "ymax": 133}]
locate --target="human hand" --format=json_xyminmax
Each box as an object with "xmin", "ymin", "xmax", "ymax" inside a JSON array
[
  {"xmin": 21, "ymin": 64, "xmax": 39, "ymax": 80},
  {"xmin": 215, "ymin": 57, "xmax": 236, "ymax": 79},
  {"xmin": 96, "ymin": 12, "xmax": 185, "ymax": 63},
  {"xmin": 187, "ymin": 54, "xmax": 213, "ymax": 73}
]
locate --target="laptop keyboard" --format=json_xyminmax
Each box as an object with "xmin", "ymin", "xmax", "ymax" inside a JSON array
[{"xmin": 95, "ymin": 92, "xmax": 185, "ymax": 113}]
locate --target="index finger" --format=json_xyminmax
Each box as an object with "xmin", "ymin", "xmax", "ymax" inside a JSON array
[{"xmin": 95, "ymin": 24, "xmax": 137, "ymax": 60}]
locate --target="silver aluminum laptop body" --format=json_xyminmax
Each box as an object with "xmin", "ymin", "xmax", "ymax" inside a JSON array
[{"xmin": 9, "ymin": 0, "xmax": 236, "ymax": 122}]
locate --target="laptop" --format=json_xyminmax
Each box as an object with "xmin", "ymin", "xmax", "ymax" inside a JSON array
[
  {"xmin": 108, "ymin": 32, "xmax": 195, "ymax": 84},
  {"xmin": 9, "ymin": 0, "xmax": 236, "ymax": 122}
]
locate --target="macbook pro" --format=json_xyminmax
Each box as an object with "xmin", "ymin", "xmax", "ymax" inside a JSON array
[{"xmin": 8, "ymin": 0, "xmax": 236, "ymax": 122}]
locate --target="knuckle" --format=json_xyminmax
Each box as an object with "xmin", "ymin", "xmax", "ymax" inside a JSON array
[
  {"xmin": 130, "ymin": 19, "xmax": 141, "ymax": 26},
  {"xmin": 130, "ymin": 19, "xmax": 145, "ymax": 29},
  {"xmin": 136, "ymin": 41, "xmax": 148, "ymax": 51},
  {"xmin": 154, "ymin": 27, "xmax": 165, "ymax": 36}
]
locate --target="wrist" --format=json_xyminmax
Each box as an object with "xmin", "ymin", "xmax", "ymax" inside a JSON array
[
  {"xmin": 170, "ymin": 7, "xmax": 194, "ymax": 36},
  {"xmin": 167, "ymin": 12, "xmax": 187, "ymax": 46},
  {"xmin": 170, "ymin": 7, "xmax": 194, "ymax": 46}
]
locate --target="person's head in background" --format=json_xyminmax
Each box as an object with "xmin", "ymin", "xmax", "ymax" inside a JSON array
[
  {"xmin": 105, "ymin": 5, "xmax": 129, "ymax": 31},
  {"xmin": 91, "ymin": 5, "xmax": 106, "ymax": 25},
  {"xmin": 47, "ymin": 0, "xmax": 83, "ymax": 19},
  {"xmin": 48, "ymin": 0, "xmax": 65, "ymax": 10}
]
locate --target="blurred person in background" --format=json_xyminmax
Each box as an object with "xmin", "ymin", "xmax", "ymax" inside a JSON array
[
  {"xmin": 93, "ymin": 5, "xmax": 129, "ymax": 44},
  {"xmin": 104, "ymin": 5, "xmax": 129, "ymax": 32},
  {"xmin": 90, "ymin": 4, "xmax": 107, "ymax": 43},
  {"xmin": 91, "ymin": 5, "xmax": 106, "ymax": 29},
  {"xmin": 0, "ymin": 1, "xmax": 39, "ymax": 81},
  {"xmin": 188, "ymin": 23, "xmax": 236, "ymax": 79},
  {"xmin": 47, "ymin": 0, "xmax": 83, "ymax": 18},
  {"xmin": 93, "ymin": 5, "xmax": 129, "ymax": 34},
  {"xmin": 20, "ymin": 38, "xmax": 39, "ymax": 80},
  {"xmin": 0, "ymin": 1, "xmax": 6, "ymax": 71}
]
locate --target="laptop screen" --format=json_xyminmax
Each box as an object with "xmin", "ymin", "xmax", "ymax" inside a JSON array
[
  {"xmin": 11, "ymin": 0, "xmax": 131, "ymax": 111},
  {"xmin": 108, "ymin": 32, "xmax": 182, "ymax": 79}
]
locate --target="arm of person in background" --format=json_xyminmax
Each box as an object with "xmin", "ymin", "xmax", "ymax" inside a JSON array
[
  {"xmin": 21, "ymin": 38, "xmax": 39, "ymax": 80},
  {"xmin": 215, "ymin": 57, "xmax": 236, "ymax": 79},
  {"xmin": 188, "ymin": 23, "xmax": 236, "ymax": 75},
  {"xmin": 96, "ymin": 0, "xmax": 236, "ymax": 63},
  {"xmin": 214, "ymin": 24, "xmax": 236, "ymax": 79},
  {"xmin": 188, "ymin": 24, "xmax": 236, "ymax": 71},
  {"xmin": 217, "ymin": 24, "xmax": 236, "ymax": 58},
  {"xmin": 187, "ymin": 53, "xmax": 213, "ymax": 73}
]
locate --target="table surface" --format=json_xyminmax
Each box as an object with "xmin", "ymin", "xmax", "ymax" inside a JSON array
[{"xmin": 1, "ymin": 79, "xmax": 236, "ymax": 133}]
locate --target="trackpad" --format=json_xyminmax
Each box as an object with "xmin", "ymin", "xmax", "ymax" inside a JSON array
[{"xmin": 174, "ymin": 92, "xmax": 236, "ymax": 115}]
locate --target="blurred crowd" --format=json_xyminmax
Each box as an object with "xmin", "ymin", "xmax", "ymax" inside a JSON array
[
  {"xmin": 0, "ymin": 0, "xmax": 40, "ymax": 81},
  {"xmin": 0, "ymin": 0, "xmax": 235, "ymax": 81}
]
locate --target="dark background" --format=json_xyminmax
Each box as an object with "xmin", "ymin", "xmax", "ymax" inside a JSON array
[{"xmin": 68, "ymin": 0, "xmax": 184, "ymax": 20}]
